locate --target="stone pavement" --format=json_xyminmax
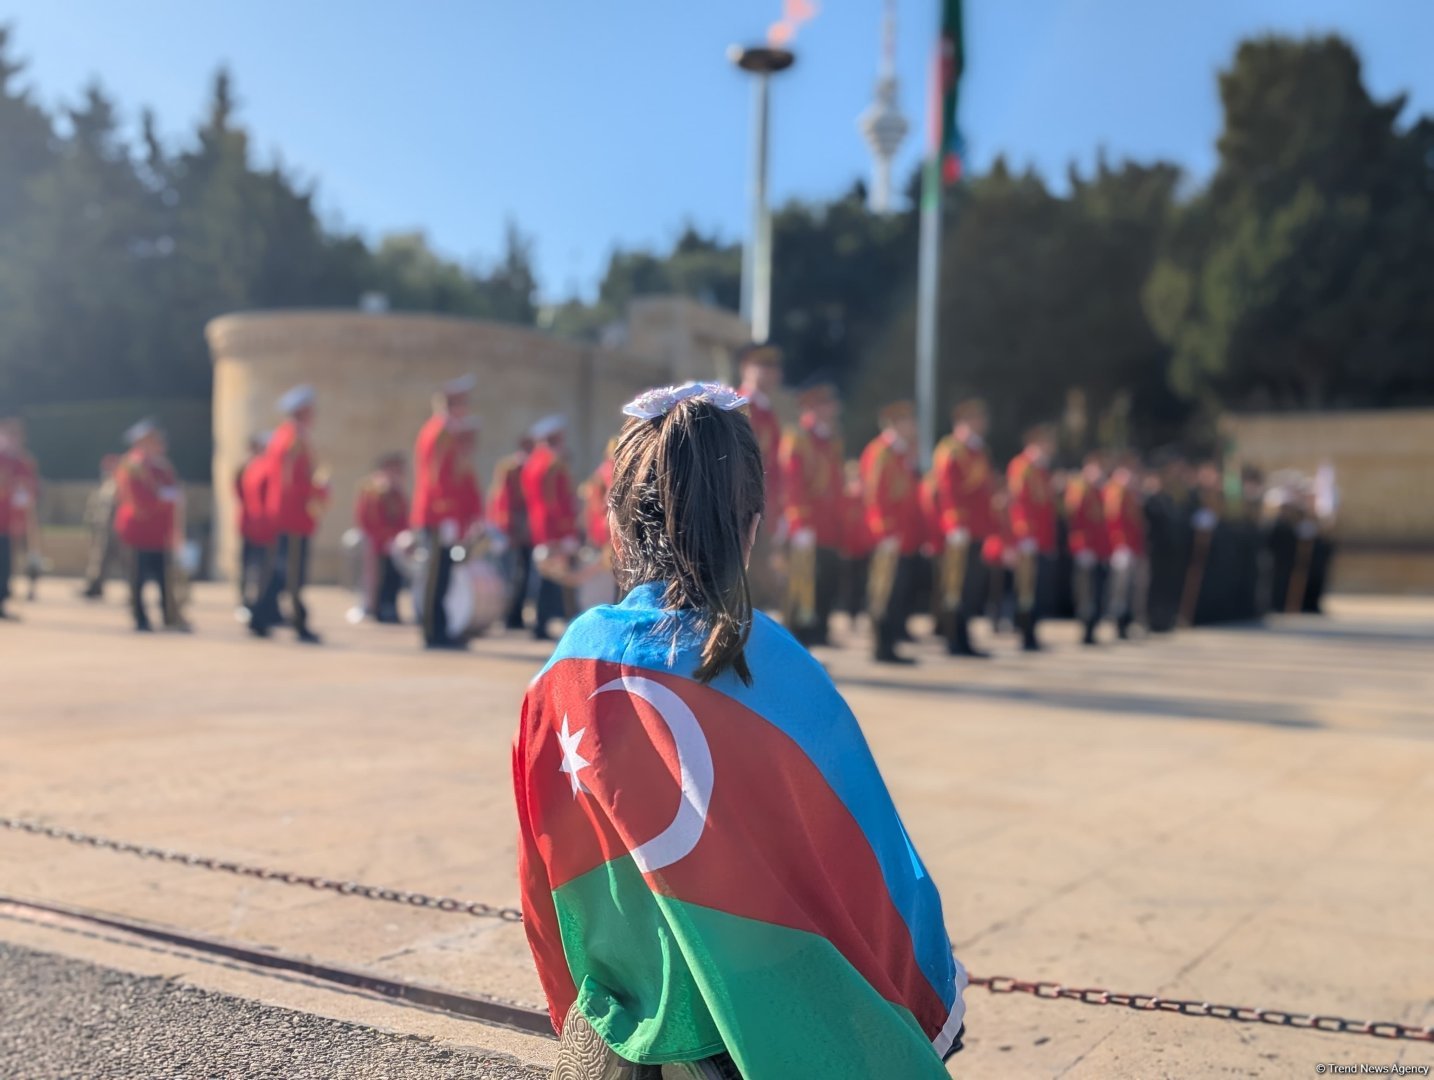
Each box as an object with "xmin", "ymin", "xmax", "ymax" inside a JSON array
[{"xmin": 1, "ymin": 579, "xmax": 1432, "ymax": 1078}]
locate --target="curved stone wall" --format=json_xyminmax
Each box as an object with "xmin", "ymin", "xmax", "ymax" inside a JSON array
[{"xmin": 207, "ymin": 310, "xmax": 669, "ymax": 584}]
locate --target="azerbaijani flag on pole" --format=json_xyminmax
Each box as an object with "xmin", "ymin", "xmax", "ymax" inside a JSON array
[
  {"xmin": 514, "ymin": 583, "xmax": 966, "ymax": 1078},
  {"xmin": 934, "ymin": 0, "xmax": 966, "ymax": 185}
]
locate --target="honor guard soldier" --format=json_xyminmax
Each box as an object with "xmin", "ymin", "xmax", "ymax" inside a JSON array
[
  {"xmin": 250, "ymin": 385, "xmax": 328, "ymax": 642},
  {"xmin": 1104, "ymin": 453, "xmax": 1148, "ymax": 638},
  {"xmin": 0, "ymin": 421, "xmax": 36, "ymax": 619},
  {"xmin": 114, "ymin": 419, "xmax": 182, "ymax": 632},
  {"xmin": 838, "ymin": 460, "xmax": 875, "ymax": 624},
  {"xmin": 355, "ymin": 452, "xmax": 410, "ymax": 624},
  {"xmin": 582, "ymin": 437, "xmax": 617, "ymax": 553},
  {"xmin": 1065, "ymin": 451, "xmax": 1112, "ymax": 645},
  {"xmin": 80, "ymin": 454, "xmax": 122, "ymax": 600},
  {"xmin": 521, "ymin": 414, "xmax": 579, "ymax": 642},
  {"xmin": 491, "ymin": 435, "xmax": 534, "ymax": 630},
  {"xmin": 0, "ymin": 417, "xmax": 40, "ymax": 604},
  {"xmin": 738, "ymin": 344, "xmax": 785, "ymax": 609},
  {"xmin": 1008, "ymin": 423, "xmax": 1058, "ymax": 651},
  {"xmin": 931, "ymin": 398, "xmax": 997, "ymax": 658},
  {"xmin": 235, "ymin": 432, "xmax": 274, "ymax": 616},
  {"xmin": 777, "ymin": 379, "xmax": 844, "ymax": 647},
  {"xmin": 861, "ymin": 401, "xmax": 924, "ymax": 665},
  {"xmin": 413, "ymin": 375, "xmax": 482, "ymax": 649}
]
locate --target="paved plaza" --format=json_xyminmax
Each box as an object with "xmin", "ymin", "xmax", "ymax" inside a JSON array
[{"xmin": 1, "ymin": 579, "xmax": 1432, "ymax": 1078}]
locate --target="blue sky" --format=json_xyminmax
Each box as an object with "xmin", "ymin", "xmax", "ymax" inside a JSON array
[{"xmin": 6, "ymin": 1, "xmax": 1432, "ymax": 300}]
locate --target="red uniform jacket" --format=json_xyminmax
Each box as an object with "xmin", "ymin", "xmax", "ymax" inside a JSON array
[
  {"xmin": 839, "ymin": 482, "xmax": 875, "ymax": 559},
  {"xmin": 918, "ymin": 473, "xmax": 943, "ymax": 554},
  {"xmin": 1064, "ymin": 477, "xmax": 1111, "ymax": 560},
  {"xmin": 412, "ymin": 415, "xmax": 480, "ymax": 531},
  {"xmin": 745, "ymin": 389, "xmax": 783, "ymax": 519},
  {"xmin": 0, "ymin": 450, "xmax": 38, "ymax": 537},
  {"xmin": 490, "ymin": 451, "xmax": 531, "ymax": 546},
  {"xmin": 860, "ymin": 433, "xmax": 924, "ymax": 556},
  {"xmin": 583, "ymin": 459, "xmax": 614, "ymax": 549},
  {"xmin": 1104, "ymin": 477, "xmax": 1146, "ymax": 557},
  {"xmin": 931, "ymin": 435, "xmax": 996, "ymax": 539},
  {"xmin": 236, "ymin": 456, "xmax": 276, "ymax": 546},
  {"xmin": 115, "ymin": 449, "xmax": 177, "ymax": 551},
  {"xmin": 1007, "ymin": 449, "xmax": 1057, "ymax": 555},
  {"xmin": 778, "ymin": 417, "xmax": 844, "ymax": 548},
  {"xmin": 262, "ymin": 420, "xmax": 324, "ymax": 537},
  {"xmin": 355, "ymin": 475, "xmax": 410, "ymax": 552},
  {"xmin": 521, "ymin": 443, "xmax": 578, "ymax": 547},
  {"xmin": 982, "ymin": 500, "xmax": 1016, "ymax": 567}
]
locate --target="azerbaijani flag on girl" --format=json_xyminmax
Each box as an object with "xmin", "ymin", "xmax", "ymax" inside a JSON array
[{"xmin": 514, "ymin": 583, "xmax": 966, "ymax": 1078}]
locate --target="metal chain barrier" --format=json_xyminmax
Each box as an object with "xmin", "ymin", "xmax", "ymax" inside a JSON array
[
  {"xmin": 0, "ymin": 815, "xmax": 523, "ymax": 923},
  {"xmin": 968, "ymin": 976, "xmax": 1433, "ymax": 1043},
  {"xmin": 6, "ymin": 815, "xmax": 1431, "ymax": 1043}
]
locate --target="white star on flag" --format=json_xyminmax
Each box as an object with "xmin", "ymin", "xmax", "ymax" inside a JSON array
[{"xmin": 557, "ymin": 714, "xmax": 591, "ymax": 797}]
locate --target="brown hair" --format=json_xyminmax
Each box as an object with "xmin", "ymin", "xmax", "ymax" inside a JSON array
[{"xmin": 608, "ymin": 398, "xmax": 766, "ymax": 684}]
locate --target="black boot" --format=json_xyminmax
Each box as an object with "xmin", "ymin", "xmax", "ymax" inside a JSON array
[
  {"xmin": 874, "ymin": 625, "xmax": 916, "ymax": 665},
  {"xmin": 1082, "ymin": 619, "xmax": 1099, "ymax": 646},
  {"xmin": 947, "ymin": 614, "xmax": 991, "ymax": 659},
  {"xmin": 1019, "ymin": 610, "xmax": 1041, "ymax": 652}
]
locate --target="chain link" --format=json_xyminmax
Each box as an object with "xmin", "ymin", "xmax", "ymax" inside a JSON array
[
  {"xmin": 7, "ymin": 816, "xmax": 1432, "ymax": 1042},
  {"xmin": 0, "ymin": 816, "xmax": 523, "ymax": 923},
  {"xmin": 970, "ymin": 976, "xmax": 1434, "ymax": 1042}
]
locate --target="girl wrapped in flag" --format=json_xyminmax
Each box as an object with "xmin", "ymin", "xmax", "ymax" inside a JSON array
[{"xmin": 514, "ymin": 382, "xmax": 967, "ymax": 1078}]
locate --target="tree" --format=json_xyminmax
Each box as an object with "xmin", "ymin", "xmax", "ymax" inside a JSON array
[{"xmin": 1145, "ymin": 35, "xmax": 1434, "ymax": 411}]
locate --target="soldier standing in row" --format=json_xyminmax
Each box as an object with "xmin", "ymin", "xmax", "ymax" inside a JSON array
[
  {"xmin": 1008, "ymin": 423, "xmax": 1058, "ymax": 652},
  {"xmin": 930, "ymin": 399, "xmax": 996, "ymax": 658},
  {"xmin": 1104, "ymin": 453, "xmax": 1148, "ymax": 638},
  {"xmin": 521, "ymin": 414, "xmax": 578, "ymax": 642},
  {"xmin": 861, "ymin": 401, "xmax": 923, "ymax": 665},
  {"xmin": 0, "ymin": 417, "xmax": 40, "ymax": 604},
  {"xmin": 114, "ymin": 420, "xmax": 183, "ymax": 632},
  {"xmin": 79, "ymin": 454, "xmax": 122, "ymax": 600},
  {"xmin": 0, "ymin": 421, "xmax": 34, "ymax": 620},
  {"xmin": 235, "ymin": 433, "xmax": 273, "ymax": 616},
  {"xmin": 1064, "ymin": 451, "xmax": 1110, "ymax": 645},
  {"xmin": 412, "ymin": 375, "xmax": 481, "ymax": 649},
  {"xmin": 737, "ymin": 344, "xmax": 785, "ymax": 609},
  {"xmin": 250, "ymin": 385, "xmax": 328, "ymax": 643},
  {"xmin": 355, "ymin": 452, "xmax": 410, "ymax": 624},
  {"xmin": 778, "ymin": 380, "xmax": 844, "ymax": 648},
  {"xmin": 491, "ymin": 435, "xmax": 534, "ymax": 631}
]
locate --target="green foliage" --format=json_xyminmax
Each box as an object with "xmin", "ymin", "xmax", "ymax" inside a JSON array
[
  {"xmin": 1148, "ymin": 35, "xmax": 1434, "ymax": 410},
  {"xmin": 0, "ymin": 45, "xmax": 538, "ymax": 418}
]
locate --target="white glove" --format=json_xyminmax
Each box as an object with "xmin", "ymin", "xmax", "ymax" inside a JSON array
[
  {"xmin": 1110, "ymin": 547, "xmax": 1133, "ymax": 572},
  {"xmin": 438, "ymin": 519, "xmax": 459, "ymax": 545},
  {"xmin": 11, "ymin": 489, "xmax": 30, "ymax": 508},
  {"xmin": 559, "ymin": 536, "xmax": 581, "ymax": 556},
  {"xmin": 945, "ymin": 528, "xmax": 970, "ymax": 548},
  {"xmin": 1018, "ymin": 537, "xmax": 1038, "ymax": 556},
  {"xmin": 1074, "ymin": 549, "xmax": 1098, "ymax": 570},
  {"xmin": 876, "ymin": 536, "xmax": 901, "ymax": 556},
  {"xmin": 158, "ymin": 486, "xmax": 180, "ymax": 503},
  {"xmin": 1192, "ymin": 508, "xmax": 1218, "ymax": 532},
  {"xmin": 792, "ymin": 528, "xmax": 816, "ymax": 551}
]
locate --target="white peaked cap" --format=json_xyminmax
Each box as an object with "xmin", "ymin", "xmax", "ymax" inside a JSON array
[
  {"xmin": 529, "ymin": 414, "xmax": 566, "ymax": 440},
  {"xmin": 278, "ymin": 384, "xmax": 316, "ymax": 414},
  {"xmin": 443, "ymin": 373, "xmax": 478, "ymax": 397},
  {"xmin": 124, "ymin": 418, "xmax": 158, "ymax": 446}
]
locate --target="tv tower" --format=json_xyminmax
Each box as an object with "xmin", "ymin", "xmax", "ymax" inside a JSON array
[{"xmin": 858, "ymin": 0, "xmax": 909, "ymax": 214}]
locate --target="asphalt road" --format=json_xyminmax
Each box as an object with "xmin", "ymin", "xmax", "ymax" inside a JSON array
[{"xmin": 0, "ymin": 942, "xmax": 548, "ymax": 1080}]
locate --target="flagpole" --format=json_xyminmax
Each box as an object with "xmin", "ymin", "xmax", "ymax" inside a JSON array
[{"xmin": 915, "ymin": 157, "xmax": 941, "ymax": 468}]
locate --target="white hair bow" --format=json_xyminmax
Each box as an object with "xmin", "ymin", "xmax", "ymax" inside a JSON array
[{"xmin": 622, "ymin": 381, "xmax": 749, "ymax": 421}]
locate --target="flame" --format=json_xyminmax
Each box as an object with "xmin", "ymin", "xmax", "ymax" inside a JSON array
[{"xmin": 767, "ymin": 0, "xmax": 818, "ymax": 47}]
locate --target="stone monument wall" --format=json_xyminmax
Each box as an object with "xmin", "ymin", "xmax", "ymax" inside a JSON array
[{"xmin": 207, "ymin": 311, "xmax": 669, "ymax": 584}]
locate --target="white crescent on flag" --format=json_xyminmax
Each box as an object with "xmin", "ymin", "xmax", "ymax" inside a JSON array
[{"xmin": 590, "ymin": 674, "xmax": 714, "ymax": 874}]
